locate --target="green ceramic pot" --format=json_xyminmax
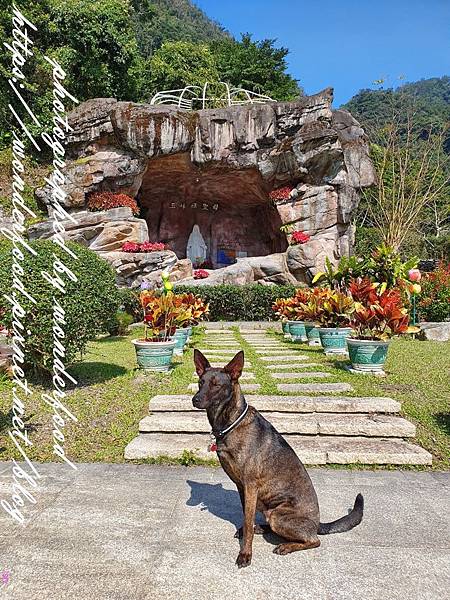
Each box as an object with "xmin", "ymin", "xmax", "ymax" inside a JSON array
[
  {"xmin": 282, "ymin": 321, "xmax": 291, "ymax": 339},
  {"xmin": 304, "ymin": 322, "xmax": 321, "ymax": 346},
  {"xmin": 185, "ymin": 325, "xmax": 193, "ymax": 342},
  {"xmin": 287, "ymin": 321, "xmax": 308, "ymax": 343},
  {"xmin": 170, "ymin": 328, "xmax": 190, "ymax": 356},
  {"xmin": 132, "ymin": 339, "xmax": 176, "ymax": 372},
  {"xmin": 317, "ymin": 327, "xmax": 352, "ymax": 354},
  {"xmin": 347, "ymin": 338, "xmax": 390, "ymax": 374}
]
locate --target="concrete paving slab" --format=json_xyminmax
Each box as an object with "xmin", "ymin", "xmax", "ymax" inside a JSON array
[
  {"xmin": 0, "ymin": 464, "xmax": 444, "ymax": 599},
  {"xmin": 148, "ymin": 395, "xmax": 401, "ymax": 414},
  {"xmin": 277, "ymin": 382, "xmax": 353, "ymax": 393}
]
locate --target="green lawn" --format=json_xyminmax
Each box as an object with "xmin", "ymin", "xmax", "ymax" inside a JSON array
[{"xmin": 0, "ymin": 327, "xmax": 448, "ymax": 469}]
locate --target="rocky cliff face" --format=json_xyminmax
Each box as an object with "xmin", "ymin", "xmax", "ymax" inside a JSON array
[{"xmin": 33, "ymin": 89, "xmax": 375, "ymax": 286}]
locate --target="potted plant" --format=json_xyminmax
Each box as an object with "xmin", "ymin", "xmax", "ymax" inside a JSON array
[
  {"xmin": 301, "ymin": 289, "xmax": 355, "ymax": 354},
  {"xmin": 272, "ymin": 298, "xmax": 291, "ymax": 338},
  {"xmin": 284, "ymin": 289, "xmax": 311, "ymax": 342},
  {"xmin": 172, "ymin": 293, "xmax": 210, "ymax": 351},
  {"xmin": 347, "ymin": 279, "xmax": 418, "ymax": 374},
  {"xmin": 132, "ymin": 290, "xmax": 178, "ymax": 371}
]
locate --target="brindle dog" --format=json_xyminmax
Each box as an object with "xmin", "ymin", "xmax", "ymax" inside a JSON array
[{"xmin": 193, "ymin": 349, "xmax": 364, "ymax": 568}]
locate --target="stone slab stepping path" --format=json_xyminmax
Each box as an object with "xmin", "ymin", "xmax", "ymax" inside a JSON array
[
  {"xmin": 124, "ymin": 326, "xmax": 432, "ymax": 465},
  {"xmin": 148, "ymin": 394, "xmax": 401, "ymax": 413},
  {"xmin": 191, "ymin": 371, "xmax": 256, "ymax": 380},
  {"xmin": 271, "ymin": 371, "xmax": 332, "ymax": 379},
  {"xmin": 267, "ymin": 363, "xmax": 321, "ymax": 369},
  {"xmin": 187, "ymin": 382, "xmax": 260, "ymax": 393},
  {"xmin": 277, "ymin": 383, "xmax": 353, "ymax": 393},
  {"xmin": 125, "ymin": 433, "xmax": 431, "ymax": 465},
  {"xmin": 260, "ymin": 355, "xmax": 310, "ymax": 362}
]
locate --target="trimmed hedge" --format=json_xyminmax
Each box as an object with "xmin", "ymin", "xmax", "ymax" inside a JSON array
[
  {"xmin": 0, "ymin": 240, "xmax": 120, "ymax": 372},
  {"xmin": 174, "ymin": 284, "xmax": 297, "ymax": 321}
]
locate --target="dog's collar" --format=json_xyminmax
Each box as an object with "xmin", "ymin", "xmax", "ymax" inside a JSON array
[{"xmin": 212, "ymin": 402, "xmax": 249, "ymax": 441}]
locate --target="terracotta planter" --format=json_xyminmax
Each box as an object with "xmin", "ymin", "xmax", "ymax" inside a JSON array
[
  {"xmin": 132, "ymin": 339, "xmax": 176, "ymax": 372},
  {"xmin": 287, "ymin": 321, "xmax": 308, "ymax": 343},
  {"xmin": 347, "ymin": 338, "xmax": 390, "ymax": 374},
  {"xmin": 317, "ymin": 327, "xmax": 352, "ymax": 355},
  {"xmin": 304, "ymin": 322, "xmax": 321, "ymax": 346}
]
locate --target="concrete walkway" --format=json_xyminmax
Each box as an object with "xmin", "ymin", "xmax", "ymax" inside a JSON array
[{"xmin": 0, "ymin": 463, "xmax": 448, "ymax": 599}]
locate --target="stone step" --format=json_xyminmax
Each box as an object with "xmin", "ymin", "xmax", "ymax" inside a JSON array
[
  {"xmin": 277, "ymin": 383, "xmax": 353, "ymax": 393},
  {"xmin": 125, "ymin": 434, "xmax": 432, "ymax": 465},
  {"xmin": 271, "ymin": 372, "xmax": 332, "ymax": 379},
  {"xmin": 203, "ymin": 361, "xmax": 253, "ymax": 367},
  {"xmin": 138, "ymin": 412, "xmax": 415, "ymax": 437},
  {"xmin": 149, "ymin": 394, "xmax": 401, "ymax": 414},
  {"xmin": 198, "ymin": 349, "xmax": 244, "ymax": 355},
  {"xmin": 188, "ymin": 382, "xmax": 260, "ymax": 393},
  {"xmin": 255, "ymin": 349, "xmax": 306, "ymax": 355},
  {"xmin": 267, "ymin": 363, "xmax": 321, "ymax": 370},
  {"xmin": 202, "ymin": 342, "xmax": 242, "ymax": 346},
  {"xmin": 192, "ymin": 371, "xmax": 255, "ymax": 380},
  {"xmin": 260, "ymin": 355, "xmax": 310, "ymax": 362}
]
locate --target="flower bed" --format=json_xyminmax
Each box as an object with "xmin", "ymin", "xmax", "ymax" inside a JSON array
[
  {"xmin": 87, "ymin": 192, "xmax": 140, "ymax": 216},
  {"xmin": 122, "ymin": 241, "xmax": 168, "ymax": 253}
]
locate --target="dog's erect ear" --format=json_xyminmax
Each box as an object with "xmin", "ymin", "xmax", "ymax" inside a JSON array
[
  {"xmin": 194, "ymin": 349, "xmax": 211, "ymax": 377},
  {"xmin": 224, "ymin": 351, "xmax": 244, "ymax": 381}
]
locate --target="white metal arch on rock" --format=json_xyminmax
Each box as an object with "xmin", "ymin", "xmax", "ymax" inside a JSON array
[{"xmin": 150, "ymin": 82, "xmax": 274, "ymax": 110}]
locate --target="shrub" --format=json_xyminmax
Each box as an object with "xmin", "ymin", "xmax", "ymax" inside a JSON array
[
  {"xmin": 87, "ymin": 192, "xmax": 139, "ymax": 216},
  {"xmin": 110, "ymin": 310, "xmax": 134, "ymax": 336},
  {"xmin": 418, "ymin": 263, "xmax": 450, "ymax": 322},
  {"xmin": 0, "ymin": 240, "xmax": 120, "ymax": 372},
  {"xmin": 117, "ymin": 287, "xmax": 141, "ymax": 322},
  {"xmin": 173, "ymin": 284, "xmax": 297, "ymax": 321}
]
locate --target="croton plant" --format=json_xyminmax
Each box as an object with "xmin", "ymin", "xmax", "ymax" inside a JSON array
[{"xmin": 348, "ymin": 278, "xmax": 418, "ymax": 340}]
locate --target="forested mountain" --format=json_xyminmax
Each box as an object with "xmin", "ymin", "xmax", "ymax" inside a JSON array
[
  {"xmin": 343, "ymin": 77, "xmax": 450, "ymax": 151},
  {"xmin": 344, "ymin": 77, "xmax": 450, "ymax": 258},
  {"xmin": 131, "ymin": 0, "xmax": 230, "ymax": 58}
]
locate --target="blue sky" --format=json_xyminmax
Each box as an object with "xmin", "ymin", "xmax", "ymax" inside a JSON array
[{"xmin": 195, "ymin": 0, "xmax": 450, "ymax": 106}]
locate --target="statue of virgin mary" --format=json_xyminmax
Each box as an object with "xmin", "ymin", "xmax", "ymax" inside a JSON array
[{"xmin": 186, "ymin": 224, "xmax": 207, "ymax": 266}]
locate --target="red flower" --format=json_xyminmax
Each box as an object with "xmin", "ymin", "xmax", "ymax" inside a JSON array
[
  {"xmin": 194, "ymin": 269, "xmax": 209, "ymax": 279},
  {"xmin": 87, "ymin": 192, "xmax": 139, "ymax": 216},
  {"xmin": 141, "ymin": 241, "xmax": 167, "ymax": 252},
  {"xmin": 269, "ymin": 186, "xmax": 293, "ymax": 201},
  {"xmin": 291, "ymin": 231, "xmax": 310, "ymax": 245},
  {"xmin": 122, "ymin": 241, "xmax": 140, "ymax": 253}
]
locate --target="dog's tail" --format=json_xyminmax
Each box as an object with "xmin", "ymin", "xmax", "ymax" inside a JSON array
[{"xmin": 318, "ymin": 493, "xmax": 364, "ymax": 535}]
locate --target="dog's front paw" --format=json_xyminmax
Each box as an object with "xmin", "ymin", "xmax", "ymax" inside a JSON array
[{"xmin": 236, "ymin": 551, "xmax": 252, "ymax": 568}]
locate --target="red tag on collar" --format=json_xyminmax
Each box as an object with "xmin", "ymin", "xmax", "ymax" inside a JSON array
[{"xmin": 208, "ymin": 442, "xmax": 217, "ymax": 452}]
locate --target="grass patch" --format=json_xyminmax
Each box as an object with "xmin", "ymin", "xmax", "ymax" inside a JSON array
[{"xmin": 0, "ymin": 326, "xmax": 448, "ymax": 470}]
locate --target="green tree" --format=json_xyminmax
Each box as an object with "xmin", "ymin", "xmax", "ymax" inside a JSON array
[
  {"xmin": 145, "ymin": 40, "xmax": 219, "ymax": 98},
  {"xmin": 212, "ymin": 34, "xmax": 301, "ymax": 101}
]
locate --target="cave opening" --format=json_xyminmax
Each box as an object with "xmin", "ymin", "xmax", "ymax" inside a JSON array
[{"xmin": 137, "ymin": 153, "xmax": 288, "ymax": 268}]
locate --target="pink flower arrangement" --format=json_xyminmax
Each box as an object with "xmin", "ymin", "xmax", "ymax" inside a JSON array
[
  {"xmin": 122, "ymin": 241, "xmax": 167, "ymax": 253},
  {"xmin": 194, "ymin": 269, "xmax": 209, "ymax": 279},
  {"xmin": 269, "ymin": 186, "xmax": 293, "ymax": 201},
  {"xmin": 140, "ymin": 241, "xmax": 167, "ymax": 252},
  {"xmin": 291, "ymin": 231, "xmax": 310, "ymax": 245}
]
